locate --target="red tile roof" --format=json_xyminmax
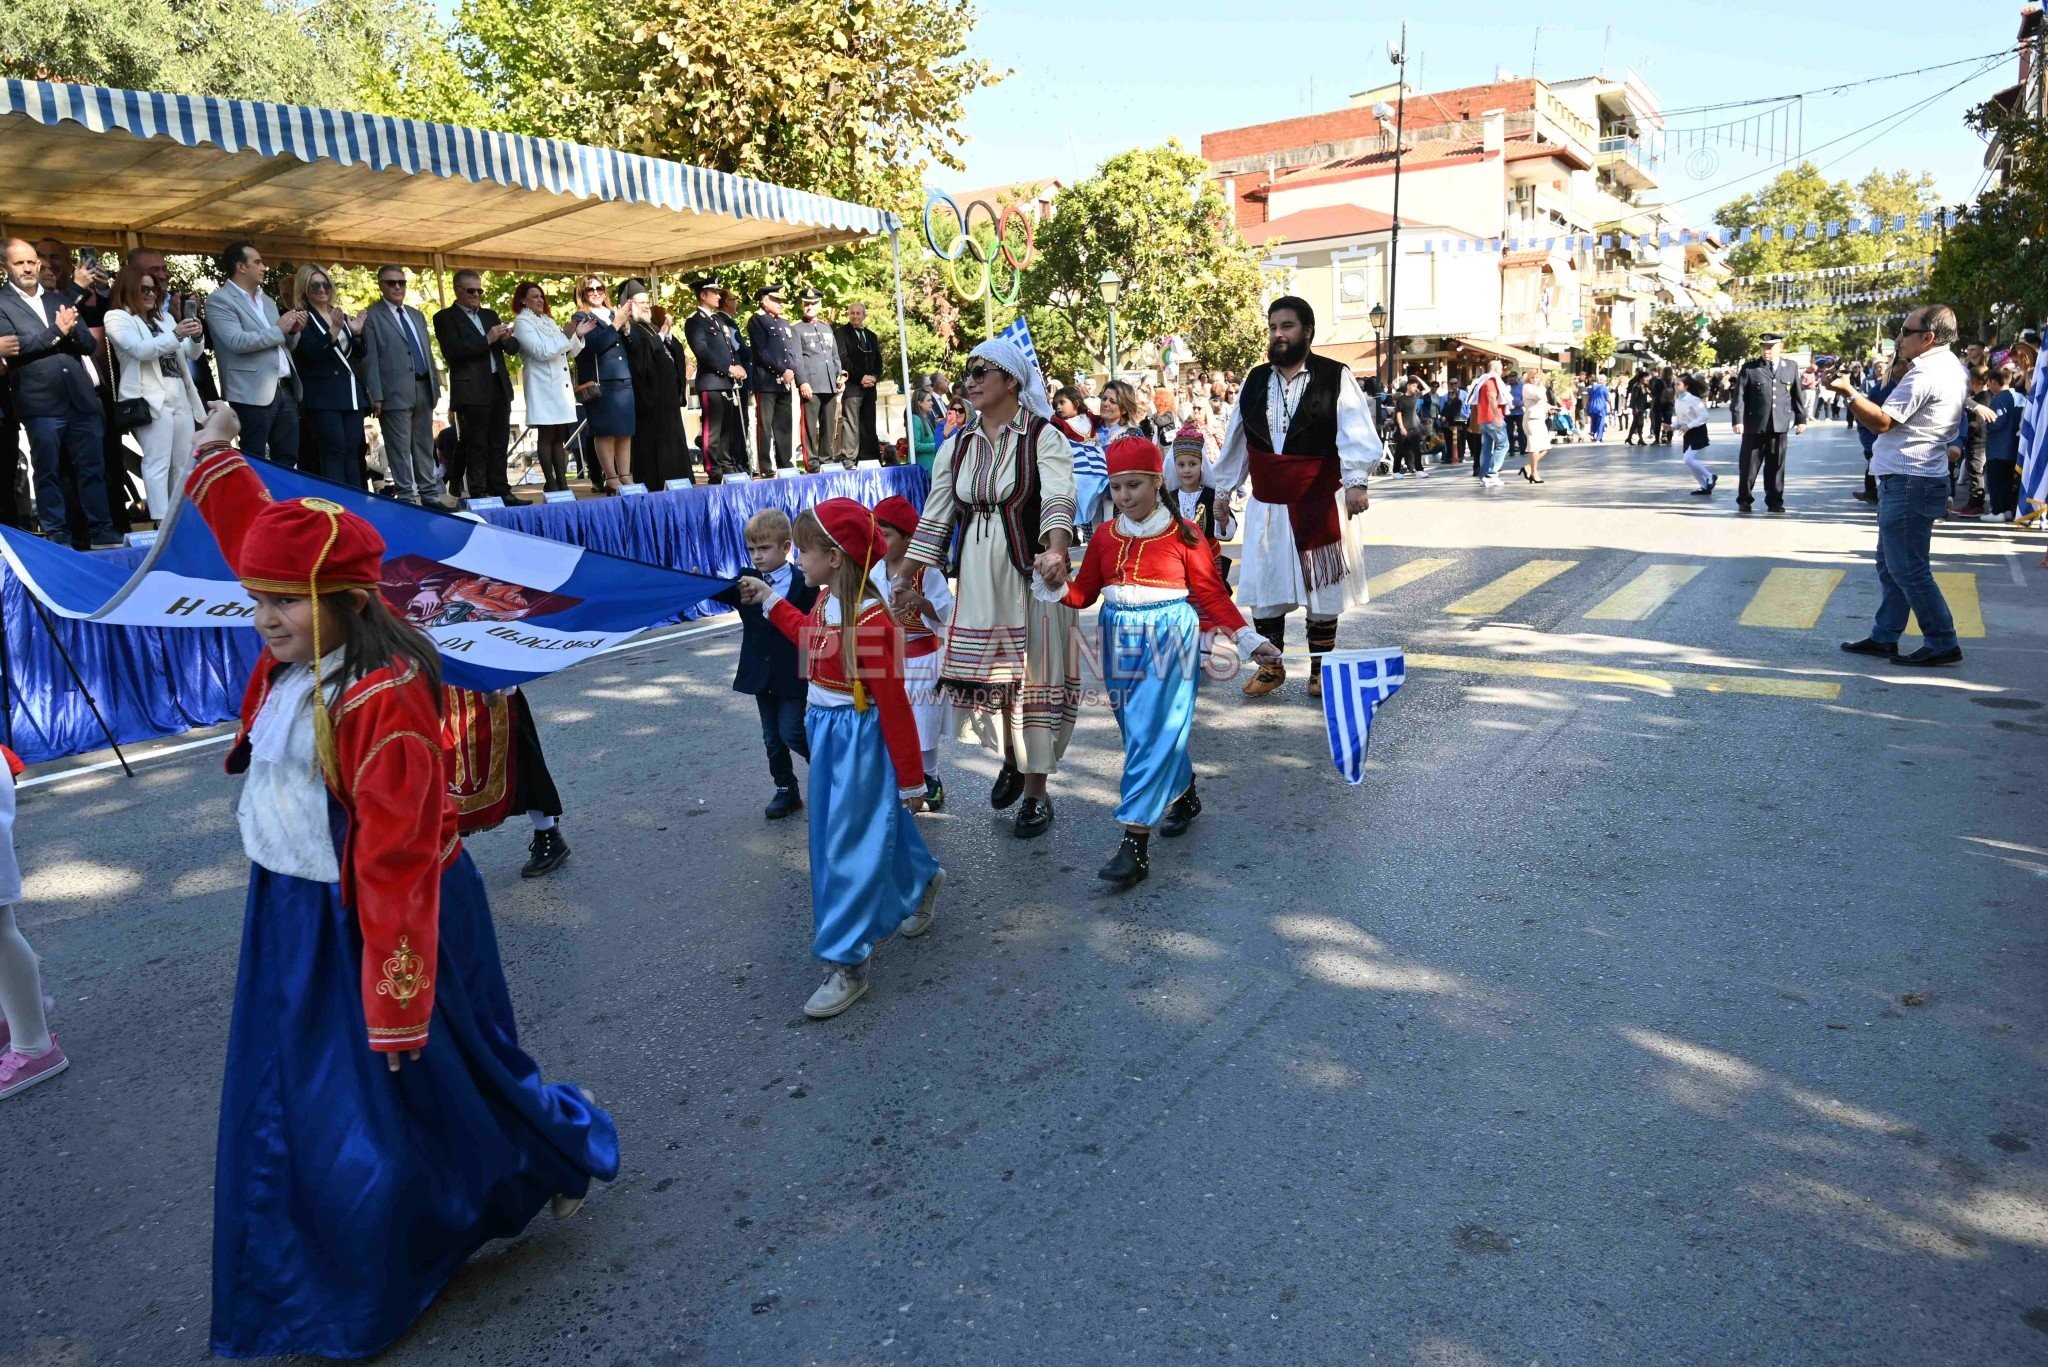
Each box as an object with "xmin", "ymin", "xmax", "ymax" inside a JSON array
[
  {"xmin": 1201, "ymin": 79, "xmax": 1540, "ymax": 165},
  {"xmin": 1254, "ymin": 205, "xmax": 1415, "ymax": 246}
]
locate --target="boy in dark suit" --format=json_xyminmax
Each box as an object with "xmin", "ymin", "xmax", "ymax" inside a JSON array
[{"xmin": 711, "ymin": 507, "xmax": 819, "ymax": 818}]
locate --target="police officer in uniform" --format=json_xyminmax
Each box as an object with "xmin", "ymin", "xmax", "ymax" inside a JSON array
[
  {"xmin": 746, "ymin": 283, "xmax": 799, "ymax": 473},
  {"xmin": 835, "ymin": 301, "xmax": 884, "ymax": 465},
  {"xmin": 790, "ymin": 288, "xmax": 844, "ymax": 472},
  {"xmin": 683, "ymin": 277, "xmax": 748, "ymax": 480},
  {"xmin": 1729, "ymin": 331, "xmax": 1808, "ymax": 513}
]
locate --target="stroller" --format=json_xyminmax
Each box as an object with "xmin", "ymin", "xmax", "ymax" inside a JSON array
[{"xmin": 1546, "ymin": 408, "xmax": 1578, "ymax": 442}]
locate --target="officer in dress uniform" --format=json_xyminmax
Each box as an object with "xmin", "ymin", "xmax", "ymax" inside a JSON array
[
  {"xmin": 1729, "ymin": 331, "xmax": 1808, "ymax": 514},
  {"xmin": 746, "ymin": 284, "xmax": 799, "ymax": 474},
  {"xmin": 834, "ymin": 301, "xmax": 884, "ymax": 465},
  {"xmin": 683, "ymin": 277, "xmax": 748, "ymax": 481},
  {"xmin": 789, "ymin": 289, "xmax": 844, "ymax": 472}
]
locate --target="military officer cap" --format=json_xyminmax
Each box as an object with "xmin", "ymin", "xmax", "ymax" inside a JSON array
[
  {"xmin": 798, "ymin": 288, "xmax": 824, "ymax": 304},
  {"xmin": 756, "ymin": 283, "xmax": 786, "ymax": 303},
  {"xmin": 691, "ymin": 277, "xmax": 723, "ymax": 296},
  {"xmin": 1758, "ymin": 332, "xmax": 1785, "ymax": 345}
]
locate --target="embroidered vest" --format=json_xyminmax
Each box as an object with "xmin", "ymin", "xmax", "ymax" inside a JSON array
[
  {"xmin": 993, "ymin": 415, "xmax": 1047, "ymax": 578},
  {"xmin": 1240, "ymin": 353, "xmax": 1347, "ymax": 456}
]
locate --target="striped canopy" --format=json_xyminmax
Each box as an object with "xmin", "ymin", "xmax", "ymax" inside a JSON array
[{"xmin": 0, "ymin": 79, "xmax": 899, "ymax": 275}]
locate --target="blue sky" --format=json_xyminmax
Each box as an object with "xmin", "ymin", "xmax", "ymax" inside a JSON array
[{"xmin": 945, "ymin": 1, "xmax": 2026, "ymax": 216}]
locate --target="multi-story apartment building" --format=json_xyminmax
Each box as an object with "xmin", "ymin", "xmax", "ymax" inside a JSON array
[{"xmin": 1203, "ymin": 70, "xmax": 1727, "ymax": 374}]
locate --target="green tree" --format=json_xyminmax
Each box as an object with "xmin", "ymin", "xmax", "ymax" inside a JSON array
[
  {"xmin": 1644, "ymin": 307, "xmax": 1714, "ymax": 369},
  {"xmin": 0, "ymin": 0, "xmax": 477, "ymax": 117},
  {"xmin": 1714, "ymin": 162, "xmax": 1941, "ymax": 357},
  {"xmin": 1020, "ymin": 143, "xmax": 1265, "ymax": 379},
  {"xmin": 1581, "ymin": 330, "xmax": 1617, "ymax": 369},
  {"xmin": 1929, "ymin": 106, "xmax": 2048, "ymax": 338},
  {"xmin": 456, "ymin": 0, "xmax": 997, "ymax": 208}
]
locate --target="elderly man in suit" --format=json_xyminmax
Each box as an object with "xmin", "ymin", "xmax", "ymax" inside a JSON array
[
  {"xmin": 205, "ymin": 240, "xmax": 304, "ymax": 468},
  {"xmin": 1729, "ymin": 331, "xmax": 1808, "ymax": 514},
  {"xmin": 0, "ymin": 238, "xmax": 120, "ymax": 546},
  {"xmin": 834, "ymin": 301, "xmax": 883, "ymax": 465},
  {"xmin": 360, "ymin": 265, "xmax": 449, "ymax": 507},
  {"xmin": 433, "ymin": 268, "xmax": 528, "ymax": 505},
  {"xmin": 683, "ymin": 277, "xmax": 749, "ymax": 481}
]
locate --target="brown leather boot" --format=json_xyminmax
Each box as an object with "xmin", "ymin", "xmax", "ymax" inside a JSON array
[
  {"xmin": 1243, "ymin": 616, "xmax": 1287, "ymax": 697},
  {"xmin": 1306, "ymin": 619, "xmax": 1338, "ymax": 699}
]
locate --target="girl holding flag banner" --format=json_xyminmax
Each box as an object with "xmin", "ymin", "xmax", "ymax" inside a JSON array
[
  {"xmin": 1037, "ymin": 435, "xmax": 1280, "ymax": 888},
  {"xmin": 180, "ymin": 407, "xmax": 617, "ymax": 1360}
]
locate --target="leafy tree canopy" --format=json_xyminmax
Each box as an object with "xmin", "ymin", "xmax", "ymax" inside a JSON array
[
  {"xmin": 1929, "ymin": 105, "xmax": 2048, "ymax": 340},
  {"xmin": 1713, "ymin": 162, "xmax": 1941, "ymax": 360}
]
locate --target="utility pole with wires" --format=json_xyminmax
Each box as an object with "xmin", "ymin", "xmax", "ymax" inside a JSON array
[{"xmin": 1373, "ymin": 24, "xmax": 1409, "ymax": 394}]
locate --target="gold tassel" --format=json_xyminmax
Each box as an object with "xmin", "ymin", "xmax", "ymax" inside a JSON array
[{"xmin": 301, "ymin": 500, "xmax": 346, "ymax": 787}]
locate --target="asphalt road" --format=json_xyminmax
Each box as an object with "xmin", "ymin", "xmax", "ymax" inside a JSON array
[{"xmin": 4, "ymin": 418, "xmax": 2046, "ymax": 1365}]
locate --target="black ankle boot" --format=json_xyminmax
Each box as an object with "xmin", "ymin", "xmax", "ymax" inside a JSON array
[
  {"xmin": 522, "ymin": 827, "xmax": 570, "ymax": 878},
  {"xmin": 1097, "ymin": 830, "xmax": 1150, "ymax": 887},
  {"xmin": 1159, "ymin": 782, "xmax": 1201, "ymax": 838}
]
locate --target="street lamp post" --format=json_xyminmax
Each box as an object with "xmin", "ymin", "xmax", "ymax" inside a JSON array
[
  {"xmin": 1368, "ymin": 303, "xmax": 1387, "ymax": 386},
  {"xmin": 1098, "ymin": 269, "xmax": 1123, "ymax": 383},
  {"xmin": 1373, "ymin": 25, "xmax": 1409, "ymax": 394}
]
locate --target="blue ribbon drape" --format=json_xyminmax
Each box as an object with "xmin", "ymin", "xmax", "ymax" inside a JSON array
[{"xmin": 1, "ymin": 466, "xmax": 928, "ymax": 765}]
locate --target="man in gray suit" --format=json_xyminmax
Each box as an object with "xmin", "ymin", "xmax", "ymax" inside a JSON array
[
  {"xmin": 205, "ymin": 240, "xmax": 304, "ymax": 468},
  {"xmin": 360, "ymin": 265, "xmax": 448, "ymax": 507}
]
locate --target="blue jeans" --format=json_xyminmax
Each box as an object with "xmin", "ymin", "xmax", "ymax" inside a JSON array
[
  {"xmin": 1871, "ymin": 474, "xmax": 1957, "ymax": 651},
  {"xmin": 756, "ymin": 688, "xmax": 810, "ymax": 789},
  {"xmin": 1477, "ymin": 421, "xmax": 1508, "ymax": 479},
  {"xmin": 23, "ymin": 408, "xmax": 114, "ymax": 544}
]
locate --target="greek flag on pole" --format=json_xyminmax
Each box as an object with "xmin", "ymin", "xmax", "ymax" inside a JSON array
[
  {"xmin": 1320, "ymin": 648, "xmax": 1404, "ymax": 784},
  {"xmin": 1003, "ymin": 313, "xmax": 1110, "ymax": 524},
  {"xmin": 2017, "ymin": 356, "xmax": 2048, "ymax": 527},
  {"xmin": 0, "ymin": 463, "xmax": 732, "ymax": 694},
  {"xmin": 996, "ymin": 313, "xmax": 1039, "ymax": 370}
]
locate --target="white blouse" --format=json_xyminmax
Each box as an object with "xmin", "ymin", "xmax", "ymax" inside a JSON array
[{"xmin": 236, "ymin": 654, "xmax": 344, "ymax": 883}]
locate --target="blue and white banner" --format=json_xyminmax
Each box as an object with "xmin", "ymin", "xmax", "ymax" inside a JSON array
[
  {"xmin": 1417, "ymin": 213, "xmax": 1955, "ymax": 257},
  {"xmin": 0, "ymin": 463, "xmax": 733, "ymax": 694},
  {"xmin": 1320, "ymin": 647, "xmax": 1405, "ymax": 784},
  {"xmin": 996, "ymin": 312, "xmax": 1039, "ymax": 367},
  {"xmin": 2019, "ymin": 359, "xmax": 2048, "ymax": 528}
]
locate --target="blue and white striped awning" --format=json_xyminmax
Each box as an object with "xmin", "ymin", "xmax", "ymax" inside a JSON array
[{"xmin": 0, "ymin": 79, "xmax": 899, "ymax": 274}]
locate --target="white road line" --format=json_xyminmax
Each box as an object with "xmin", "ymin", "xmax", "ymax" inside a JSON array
[
  {"xmin": 2008, "ymin": 549, "xmax": 2028, "ymax": 587},
  {"xmin": 19, "ymin": 616, "xmax": 743, "ymax": 789}
]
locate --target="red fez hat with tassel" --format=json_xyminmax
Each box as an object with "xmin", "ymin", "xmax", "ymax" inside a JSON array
[{"xmin": 872, "ymin": 495, "xmax": 920, "ymax": 537}]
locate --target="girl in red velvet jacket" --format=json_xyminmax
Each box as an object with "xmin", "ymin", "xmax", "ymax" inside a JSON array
[
  {"xmin": 182, "ymin": 414, "xmax": 616, "ymax": 1361},
  {"xmin": 1038, "ymin": 435, "xmax": 1281, "ymax": 888},
  {"xmin": 737, "ymin": 497, "xmax": 944, "ymax": 1020}
]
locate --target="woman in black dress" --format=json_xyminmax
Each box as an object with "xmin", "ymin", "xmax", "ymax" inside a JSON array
[{"xmin": 619, "ymin": 288, "xmax": 691, "ymax": 487}]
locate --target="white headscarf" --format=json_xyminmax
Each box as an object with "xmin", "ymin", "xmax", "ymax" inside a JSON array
[{"xmin": 968, "ymin": 335, "xmax": 1051, "ymax": 422}]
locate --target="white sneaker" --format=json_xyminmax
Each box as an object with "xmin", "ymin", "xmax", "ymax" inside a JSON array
[
  {"xmin": 1415, "ymin": 466, "xmax": 1430, "ymax": 478},
  {"xmin": 899, "ymin": 867, "xmax": 945, "ymax": 939},
  {"xmin": 803, "ymin": 962, "xmax": 870, "ymax": 1019}
]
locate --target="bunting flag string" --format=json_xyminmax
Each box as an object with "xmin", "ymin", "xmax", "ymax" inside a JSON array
[
  {"xmin": 1727, "ymin": 256, "xmax": 1934, "ymax": 286},
  {"xmin": 1723, "ymin": 286, "xmax": 1922, "ymax": 314},
  {"xmin": 1415, "ymin": 211, "xmax": 1954, "ymax": 257}
]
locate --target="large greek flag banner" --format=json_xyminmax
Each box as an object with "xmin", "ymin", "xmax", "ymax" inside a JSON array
[
  {"xmin": 0, "ymin": 464, "xmax": 732, "ymax": 694},
  {"xmin": 2017, "ymin": 357, "xmax": 2048, "ymax": 527},
  {"xmin": 1320, "ymin": 647, "xmax": 1405, "ymax": 784}
]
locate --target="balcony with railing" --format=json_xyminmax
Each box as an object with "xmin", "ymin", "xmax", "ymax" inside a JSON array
[
  {"xmin": 1596, "ymin": 135, "xmax": 1659, "ymax": 192},
  {"xmin": 1588, "ymin": 267, "xmax": 1659, "ymax": 298}
]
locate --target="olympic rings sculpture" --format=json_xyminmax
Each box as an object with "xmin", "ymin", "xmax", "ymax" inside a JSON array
[{"xmin": 923, "ymin": 191, "xmax": 1035, "ymax": 308}]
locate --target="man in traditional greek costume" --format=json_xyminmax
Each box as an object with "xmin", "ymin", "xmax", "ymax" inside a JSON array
[{"xmin": 1211, "ymin": 295, "xmax": 1379, "ymax": 698}]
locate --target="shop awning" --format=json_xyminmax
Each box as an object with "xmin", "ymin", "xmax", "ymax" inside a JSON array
[
  {"xmin": 0, "ymin": 80, "xmax": 898, "ymax": 274},
  {"xmin": 1453, "ymin": 336, "xmax": 1558, "ymax": 370}
]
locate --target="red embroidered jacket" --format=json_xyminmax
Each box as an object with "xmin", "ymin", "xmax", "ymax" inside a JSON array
[
  {"xmin": 188, "ymin": 447, "xmax": 458, "ymax": 1053},
  {"xmin": 1060, "ymin": 519, "xmax": 1251, "ymax": 635},
  {"xmin": 767, "ymin": 595, "xmax": 926, "ymax": 796}
]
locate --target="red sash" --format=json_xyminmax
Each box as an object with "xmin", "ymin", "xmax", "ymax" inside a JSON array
[{"xmin": 1247, "ymin": 446, "xmax": 1342, "ymax": 553}]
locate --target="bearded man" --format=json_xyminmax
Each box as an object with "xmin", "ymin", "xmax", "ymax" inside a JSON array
[{"xmin": 1211, "ymin": 295, "xmax": 1379, "ymax": 698}]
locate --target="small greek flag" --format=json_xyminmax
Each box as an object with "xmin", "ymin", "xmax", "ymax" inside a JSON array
[
  {"xmin": 997, "ymin": 313, "xmax": 1039, "ymax": 370},
  {"xmin": 2018, "ymin": 355, "xmax": 2048, "ymax": 527},
  {"xmin": 1320, "ymin": 648, "xmax": 1405, "ymax": 784},
  {"xmin": 1072, "ymin": 433, "xmax": 1109, "ymax": 526}
]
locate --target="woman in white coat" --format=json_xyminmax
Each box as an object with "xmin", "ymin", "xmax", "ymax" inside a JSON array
[
  {"xmin": 104, "ymin": 262, "xmax": 204, "ymax": 519},
  {"xmin": 510, "ymin": 281, "xmax": 592, "ymax": 493}
]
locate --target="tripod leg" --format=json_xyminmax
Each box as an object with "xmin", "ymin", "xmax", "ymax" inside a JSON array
[{"xmin": 27, "ymin": 595, "xmax": 133, "ymax": 777}]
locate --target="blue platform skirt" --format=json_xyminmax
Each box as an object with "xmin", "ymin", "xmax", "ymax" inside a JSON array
[
  {"xmin": 211, "ymin": 852, "xmax": 620, "ymax": 1360},
  {"xmin": 806, "ymin": 704, "xmax": 940, "ymax": 965},
  {"xmin": 1101, "ymin": 597, "xmax": 1202, "ymax": 829}
]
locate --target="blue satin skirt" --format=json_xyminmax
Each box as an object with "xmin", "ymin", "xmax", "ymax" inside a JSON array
[
  {"xmin": 806, "ymin": 704, "xmax": 940, "ymax": 965},
  {"xmin": 1102, "ymin": 597, "xmax": 1201, "ymax": 829},
  {"xmin": 211, "ymin": 852, "xmax": 620, "ymax": 1360}
]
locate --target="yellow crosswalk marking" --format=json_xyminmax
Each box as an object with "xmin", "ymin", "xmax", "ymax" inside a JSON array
[
  {"xmin": 1407, "ymin": 651, "xmax": 1840, "ymax": 700},
  {"xmin": 1584, "ymin": 564, "xmax": 1704, "ymax": 621},
  {"xmin": 1904, "ymin": 572, "xmax": 1985, "ymax": 639},
  {"xmin": 1444, "ymin": 559, "xmax": 1578, "ymax": 616},
  {"xmin": 1367, "ymin": 557, "xmax": 1458, "ymax": 600},
  {"xmin": 1738, "ymin": 568, "xmax": 1845, "ymax": 629}
]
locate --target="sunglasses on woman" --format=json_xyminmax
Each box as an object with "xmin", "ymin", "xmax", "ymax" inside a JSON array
[{"xmin": 962, "ymin": 363, "xmax": 998, "ymax": 381}]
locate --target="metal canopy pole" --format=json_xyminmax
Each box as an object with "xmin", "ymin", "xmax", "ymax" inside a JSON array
[{"xmin": 889, "ymin": 226, "xmax": 914, "ymax": 441}]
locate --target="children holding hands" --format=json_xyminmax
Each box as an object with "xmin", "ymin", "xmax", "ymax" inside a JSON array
[
  {"xmin": 735, "ymin": 498, "xmax": 945, "ymax": 1019},
  {"xmin": 871, "ymin": 494, "xmax": 953, "ymax": 812}
]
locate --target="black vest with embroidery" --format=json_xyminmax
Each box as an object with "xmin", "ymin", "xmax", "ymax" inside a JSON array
[{"xmin": 1240, "ymin": 353, "xmax": 1347, "ymax": 456}]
